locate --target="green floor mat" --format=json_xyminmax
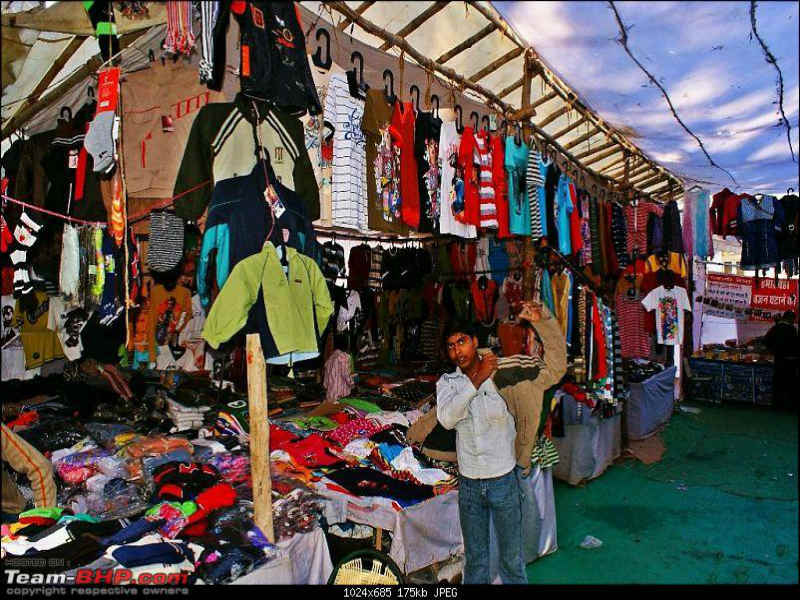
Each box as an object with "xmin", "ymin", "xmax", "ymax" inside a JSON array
[{"xmin": 526, "ymin": 403, "xmax": 798, "ymax": 584}]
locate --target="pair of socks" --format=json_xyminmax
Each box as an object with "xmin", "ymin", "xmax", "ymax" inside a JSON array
[{"xmin": 10, "ymin": 212, "xmax": 42, "ymax": 297}]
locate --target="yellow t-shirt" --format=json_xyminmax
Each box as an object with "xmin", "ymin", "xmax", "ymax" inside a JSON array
[{"xmin": 14, "ymin": 291, "xmax": 64, "ymax": 369}]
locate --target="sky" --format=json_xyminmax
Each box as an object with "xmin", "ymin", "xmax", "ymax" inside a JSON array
[{"xmin": 494, "ymin": 0, "xmax": 799, "ymax": 195}]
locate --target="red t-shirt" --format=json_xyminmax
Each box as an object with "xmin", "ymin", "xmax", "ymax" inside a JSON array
[
  {"xmin": 489, "ymin": 134, "xmax": 511, "ymax": 238},
  {"xmin": 390, "ymin": 102, "xmax": 420, "ymax": 229},
  {"xmin": 456, "ymin": 127, "xmax": 481, "ymax": 226},
  {"xmin": 470, "ymin": 277, "xmax": 498, "ymax": 323}
]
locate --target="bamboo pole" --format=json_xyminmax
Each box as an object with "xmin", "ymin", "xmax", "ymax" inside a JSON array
[
  {"xmin": 468, "ymin": 47, "xmax": 524, "ymax": 82},
  {"xmin": 379, "ymin": 2, "xmax": 448, "ymax": 52},
  {"xmin": 336, "ymin": 1, "xmax": 376, "ymax": 31},
  {"xmin": 552, "ymin": 116, "xmax": 588, "ymax": 141},
  {"xmin": 498, "ymin": 77, "xmax": 524, "ymax": 100},
  {"xmin": 246, "ymin": 334, "xmax": 274, "ymax": 543},
  {"xmin": 436, "ymin": 23, "xmax": 497, "ymax": 64}
]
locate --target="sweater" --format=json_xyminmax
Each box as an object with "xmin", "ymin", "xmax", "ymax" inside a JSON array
[
  {"xmin": 492, "ymin": 308, "xmax": 567, "ymax": 470},
  {"xmin": 173, "ymin": 94, "xmax": 318, "ymax": 222},
  {"xmin": 2, "ymin": 423, "xmax": 57, "ymax": 513},
  {"xmin": 203, "ymin": 242, "xmax": 333, "ymax": 365}
]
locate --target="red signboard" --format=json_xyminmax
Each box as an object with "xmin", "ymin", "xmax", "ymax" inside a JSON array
[{"xmin": 749, "ymin": 278, "xmax": 799, "ymax": 321}]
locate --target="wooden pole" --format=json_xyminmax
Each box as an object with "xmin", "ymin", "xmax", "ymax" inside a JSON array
[{"xmin": 246, "ymin": 333, "xmax": 274, "ymax": 543}]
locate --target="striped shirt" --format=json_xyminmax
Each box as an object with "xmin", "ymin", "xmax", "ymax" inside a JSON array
[
  {"xmin": 475, "ymin": 131, "xmax": 498, "ymax": 230},
  {"xmin": 527, "ymin": 148, "xmax": 545, "ymax": 240},
  {"xmin": 325, "ymin": 73, "xmax": 367, "ymax": 231}
]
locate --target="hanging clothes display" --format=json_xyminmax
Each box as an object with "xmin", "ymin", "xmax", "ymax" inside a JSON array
[{"xmin": 737, "ymin": 194, "xmax": 784, "ymax": 271}]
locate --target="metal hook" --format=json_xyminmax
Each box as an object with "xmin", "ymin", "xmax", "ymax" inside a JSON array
[
  {"xmin": 313, "ymin": 28, "xmax": 332, "ymax": 70},
  {"xmin": 410, "ymin": 85, "xmax": 420, "ymax": 112},
  {"xmin": 470, "ymin": 111, "xmax": 479, "ymax": 131},
  {"xmin": 481, "ymin": 115, "xmax": 490, "ymax": 132},
  {"xmin": 455, "ymin": 105, "xmax": 463, "ymax": 133}
]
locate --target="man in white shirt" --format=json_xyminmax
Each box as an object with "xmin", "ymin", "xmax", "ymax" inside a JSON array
[{"xmin": 437, "ymin": 302, "xmax": 552, "ymax": 584}]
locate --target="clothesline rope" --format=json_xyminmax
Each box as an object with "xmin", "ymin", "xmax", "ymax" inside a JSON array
[{"xmin": 1, "ymin": 193, "xmax": 107, "ymax": 227}]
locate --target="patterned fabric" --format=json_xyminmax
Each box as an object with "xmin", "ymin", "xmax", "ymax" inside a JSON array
[
  {"xmin": 527, "ymin": 148, "xmax": 545, "ymax": 241},
  {"xmin": 475, "ymin": 131, "xmax": 498, "ymax": 229},
  {"xmin": 530, "ymin": 435, "xmax": 559, "ymax": 468},
  {"xmin": 326, "ymin": 418, "xmax": 389, "ymax": 447},
  {"xmin": 615, "ymin": 293, "xmax": 650, "ymax": 359},
  {"xmin": 611, "ymin": 202, "xmax": 630, "ymax": 267},
  {"xmin": 323, "ymin": 349, "xmax": 354, "ymax": 402},
  {"xmin": 625, "ymin": 201, "xmax": 663, "ymax": 258},
  {"xmin": 326, "ymin": 73, "xmax": 367, "ymax": 231}
]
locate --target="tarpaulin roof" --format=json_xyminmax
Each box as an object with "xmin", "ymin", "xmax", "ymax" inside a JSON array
[
  {"xmin": 2, "ymin": 1, "xmax": 797, "ymax": 198},
  {"xmin": 495, "ymin": 0, "xmax": 799, "ymax": 195}
]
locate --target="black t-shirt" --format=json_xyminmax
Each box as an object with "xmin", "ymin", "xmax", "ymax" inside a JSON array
[{"xmin": 414, "ymin": 111, "xmax": 443, "ymax": 233}]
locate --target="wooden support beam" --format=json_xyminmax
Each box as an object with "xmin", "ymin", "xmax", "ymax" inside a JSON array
[
  {"xmin": 246, "ymin": 334, "xmax": 274, "ymax": 543},
  {"xmin": 644, "ymin": 181, "xmax": 672, "ymax": 196},
  {"xmin": 337, "ymin": 1, "xmax": 376, "ymax": 31},
  {"xmin": 608, "ymin": 157, "xmax": 648, "ymax": 177},
  {"xmin": 520, "ymin": 53, "xmax": 534, "ymax": 142},
  {"xmin": 583, "ymin": 146, "xmax": 623, "ymax": 167},
  {"xmin": 631, "ymin": 168, "xmax": 664, "ymax": 186},
  {"xmin": 636, "ymin": 173, "xmax": 668, "ymax": 190},
  {"xmin": 465, "ymin": 1, "xmax": 529, "ymax": 49},
  {"xmin": 552, "ymin": 117, "xmax": 588, "ymax": 141},
  {"xmin": 436, "ymin": 23, "xmax": 497, "ymax": 64},
  {"xmin": 379, "ymin": 2, "xmax": 448, "ymax": 52},
  {"xmin": 2, "ymin": 35, "xmax": 86, "ymax": 130},
  {"xmin": 498, "ymin": 77, "xmax": 523, "ymax": 99},
  {"xmin": 600, "ymin": 156, "xmax": 628, "ymax": 176},
  {"xmin": 511, "ymin": 91, "xmax": 560, "ymax": 121},
  {"xmin": 574, "ymin": 140, "xmax": 616, "ymax": 160},
  {"xmin": 468, "ymin": 47, "xmax": 524, "ymax": 83},
  {"xmin": 2, "ymin": 29, "xmax": 148, "ymax": 139},
  {"xmin": 565, "ymin": 126, "xmax": 602, "ymax": 150},
  {"xmin": 536, "ymin": 104, "xmax": 571, "ymax": 130}
]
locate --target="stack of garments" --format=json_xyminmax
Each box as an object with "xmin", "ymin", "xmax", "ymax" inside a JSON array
[{"xmin": 166, "ymin": 397, "xmax": 212, "ymax": 432}]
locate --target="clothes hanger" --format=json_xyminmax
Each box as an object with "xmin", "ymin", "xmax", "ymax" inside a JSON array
[
  {"xmin": 348, "ymin": 52, "xmax": 368, "ymax": 99},
  {"xmin": 514, "ymin": 122, "xmax": 522, "ymax": 145},
  {"xmin": 455, "ymin": 105, "xmax": 463, "ymax": 133},
  {"xmin": 409, "ymin": 85, "xmax": 420, "ymax": 113},
  {"xmin": 469, "ymin": 111, "xmax": 479, "ymax": 131},
  {"xmin": 312, "ymin": 28, "xmax": 332, "ymax": 70},
  {"xmin": 481, "ymin": 115, "xmax": 490, "ymax": 133},
  {"xmin": 383, "ymin": 69, "xmax": 396, "ymax": 105},
  {"xmin": 430, "ymin": 94, "xmax": 440, "ymax": 120}
]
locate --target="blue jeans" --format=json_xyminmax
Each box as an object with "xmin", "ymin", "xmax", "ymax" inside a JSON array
[{"xmin": 458, "ymin": 468, "xmax": 526, "ymax": 584}]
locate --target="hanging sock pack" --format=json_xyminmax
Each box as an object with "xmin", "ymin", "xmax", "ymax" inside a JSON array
[{"xmin": 84, "ymin": 68, "xmax": 120, "ymax": 174}]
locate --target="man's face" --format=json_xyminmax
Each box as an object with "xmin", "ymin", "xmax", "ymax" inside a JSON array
[{"xmin": 446, "ymin": 332, "xmax": 478, "ymax": 371}]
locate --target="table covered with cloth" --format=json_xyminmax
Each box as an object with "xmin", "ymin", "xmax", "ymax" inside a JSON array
[
  {"xmin": 315, "ymin": 466, "xmax": 557, "ymax": 574},
  {"xmin": 228, "ymin": 527, "xmax": 332, "ymax": 584}
]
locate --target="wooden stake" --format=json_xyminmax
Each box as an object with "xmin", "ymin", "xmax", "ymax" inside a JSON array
[{"xmin": 246, "ymin": 333, "xmax": 274, "ymax": 543}]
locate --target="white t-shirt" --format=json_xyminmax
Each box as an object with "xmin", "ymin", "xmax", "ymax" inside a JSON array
[
  {"xmin": 47, "ymin": 296, "xmax": 90, "ymax": 361},
  {"xmin": 642, "ymin": 285, "xmax": 692, "ymax": 345},
  {"xmin": 1, "ymin": 294, "xmax": 39, "ymax": 381},
  {"xmin": 438, "ymin": 121, "xmax": 476, "ymax": 238},
  {"xmin": 326, "ymin": 72, "xmax": 367, "ymax": 231}
]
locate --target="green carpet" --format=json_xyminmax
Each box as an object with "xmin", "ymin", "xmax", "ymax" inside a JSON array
[{"xmin": 527, "ymin": 403, "xmax": 799, "ymax": 584}]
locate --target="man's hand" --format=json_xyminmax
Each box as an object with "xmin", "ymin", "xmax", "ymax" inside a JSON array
[
  {"xmin": 468, "ymin": 352, "xmax": 497, "ymax": 389},
  {"xmin": 518, "ymin": 301, "xmax": 543, "ymax": 324}
]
